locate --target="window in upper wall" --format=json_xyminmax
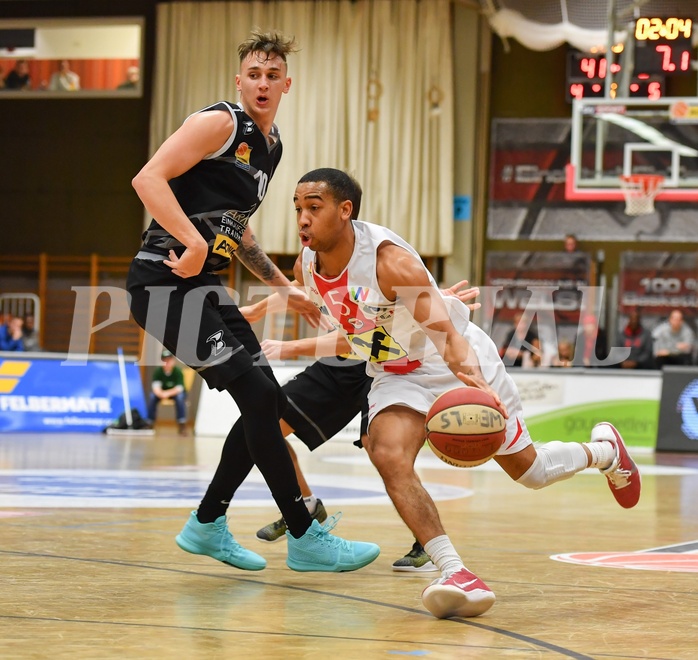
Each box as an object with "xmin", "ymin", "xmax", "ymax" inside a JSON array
[{"xmin": 0, "ymin": 18, "xmax": 143, "ymax": 98}]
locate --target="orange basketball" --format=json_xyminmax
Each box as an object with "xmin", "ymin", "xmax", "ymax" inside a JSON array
[{"xmin": 425, "ymin": 387, "xmax": 506, "ymax": 468}]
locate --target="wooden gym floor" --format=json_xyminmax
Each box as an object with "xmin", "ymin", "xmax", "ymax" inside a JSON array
[{"xmin": 0, "ymin": 427, "xmax": 697, "ymax": 659}]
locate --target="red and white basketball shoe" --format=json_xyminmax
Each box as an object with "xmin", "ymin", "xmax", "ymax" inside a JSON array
[
  {"xmin": 421, "ymin": 567, "xmax": 495, "ymax": 619},
  {"xmin": 591, "ymin": 422, "xmax": 641, "ymax": 509}
]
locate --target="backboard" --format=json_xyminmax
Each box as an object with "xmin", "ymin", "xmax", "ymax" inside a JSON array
[{"xmin": 567, "ymin": 97, "xmax": 698, "ymax": 202}]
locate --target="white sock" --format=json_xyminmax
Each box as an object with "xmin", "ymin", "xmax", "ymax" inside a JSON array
[
  {"xmin": 585, "ymin": 441, "xmax": 616, "ymax": 470},
  {"xmin": 303, "ymin": 495, "xmax": 317, "ymax": 514},
  {"xmin": 424, "ymin": 535, "xmax": 464, "ymax": 576}
]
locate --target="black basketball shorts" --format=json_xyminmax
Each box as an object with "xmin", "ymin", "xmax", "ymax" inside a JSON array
[
  {"xmin": 282, "ymin": 357, "xmax": 371, "ymax": 450},
  {"xmin": 127, "ymin": 258, "xmax": 269, "ymax": 392}
]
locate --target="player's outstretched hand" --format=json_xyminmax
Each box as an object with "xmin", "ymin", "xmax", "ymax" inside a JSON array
[
  {"xmin": 456, "ymin": 371, "xmax": 509, "ymax": 418},
  {"xmin": 260, "ymin": 339, "xmax": 285, "ymax": 361},
  {"xmin": 164, "ymin": 248, "xmax": 206, "ymax": 278},
  {"xmin": 443, "ymin": 280, "xmax": 481, "ymax": 312},
  {"xmin": 284, "ymin": 287, "xmax": 330, "ymax": 329}
]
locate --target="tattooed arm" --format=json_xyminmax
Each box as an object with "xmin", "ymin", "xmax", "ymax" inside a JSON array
[{"xmin": 235, "ymin": 226, "xmax": 322, "ymax": 327}]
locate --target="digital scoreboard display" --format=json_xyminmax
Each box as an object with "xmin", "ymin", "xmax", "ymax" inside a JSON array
[
  {"xmin": 566, "ymin": 16, "xmax": 694, "ymax": 101},
  {"xmin": 566, "ymin": 51, "xmax": 664, "ymax": 101},
  {"xmin": 634, "ymin": 17, "xmax": 693, "ymax": 74}
]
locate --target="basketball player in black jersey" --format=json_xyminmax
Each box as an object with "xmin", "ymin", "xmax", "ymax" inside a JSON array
[{"xmin": 126, "ymin": 30, "xmax": 379, "ymax": 573}]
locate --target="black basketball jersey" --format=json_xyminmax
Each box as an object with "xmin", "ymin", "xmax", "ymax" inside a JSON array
[{"xmin": 139, "ymin": 101, "xmax": 283, "ymax": 272}]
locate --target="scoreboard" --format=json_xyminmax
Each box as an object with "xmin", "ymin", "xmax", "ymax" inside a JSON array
[
  {"xmin": 566, "ymin": 51, "xmax": 664, "ymax": 101},
  {"xmin": 566, "ymin": 16, "xmax": 694, "ymax": 101},
  {"xmin": 633, "ymin": 17, "xmax": 693, "ymax": 74}
]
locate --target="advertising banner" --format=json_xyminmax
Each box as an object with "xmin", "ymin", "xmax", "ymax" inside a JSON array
[
  {"xmin": 513, "ymin": 370, "xmax": 661, "ymax": 448},
  {"xmin": 618, "ymin": 251, "xmax": 698, "ymax": 330},
  {"xmin": 196, "ymin": 363, "xmax": 660, "ymax": 448},
  {"xmin": 483, "ymin": 250, "xmax": 593, "ymax": 351},
  {"xmin": 0, "ymin": 353, "xmax": 146, "ymax": 432},
  {"xmin": 656, "ymin": 366, "xmax": 698, "ymax": 452}
]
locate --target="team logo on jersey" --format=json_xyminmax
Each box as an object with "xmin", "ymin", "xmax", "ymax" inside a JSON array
[
  {"xmin": 213, "ymin": 209, "xmax": 252, "ymax": 259},
  {"xmin": 348, "ymin": 325, "xmax": 408, "ymax": 363},
  {"xmin": 349, "ymin": 286, "xmax": 371, "ymax": 302},
  {"xmin": 207, "ymin": 330, "xmax": 227, "ymax": 357},
  {"xmin": 213, "ymin": 234, "xmax": 237, "ymax": 259},
  {"xmin": 551, "ymin": 540, "xmax": 698, "ymax": 573},
  {"xmin": 242, "ymin": 121, "xmax": 255, "ymax": 135},
  {"xmin": 234, "ymin": 142, "xmax": 252, "ymax": 170},
  {"xmin": 357, "ymin": 303, "xmax": 394, "ymax": 324}
]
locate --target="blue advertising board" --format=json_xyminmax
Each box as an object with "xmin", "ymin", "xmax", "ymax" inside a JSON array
[{"xmin": 0, "ymin": 354, "xmax": 147, "ymax": 432}]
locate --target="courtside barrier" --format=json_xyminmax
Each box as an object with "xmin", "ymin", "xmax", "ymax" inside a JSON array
[{"xmin": 0, "ymin": 351, "xmax": 146, "ymax": 432}]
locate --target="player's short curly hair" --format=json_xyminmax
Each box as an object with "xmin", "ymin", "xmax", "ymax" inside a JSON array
[
  {"xmin": 238, "ymin": 29, "xmax": 298, "ymax": 65},
  {"xmin": 298, "ymin": 168, "xmax": 363, "ymax": 219}
]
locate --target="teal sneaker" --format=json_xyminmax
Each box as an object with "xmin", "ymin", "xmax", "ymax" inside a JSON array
[
  {"xmin": 175, "ymin": 511, "xmax": 266, "ymax": 571},
  {"xmin": 286, "ymin": 513, "xmax": 380, "ymax": 572},
  {"xmin": 256, "ymin": 498, "xmax": 328, "ymax": 543}
]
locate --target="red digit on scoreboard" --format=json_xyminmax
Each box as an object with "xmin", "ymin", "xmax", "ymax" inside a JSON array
[
  {"xmin": 648, "ymin": 81, "xmax": 662, "ymax": 100},
  {"xmin": 580, "ymin": 57, "xmax": 596, "ymax": 78},
  {"xmin": 680, "ymin": 50, "xmax": 691, "ymax": 70},
  {"xmin": 656, "ymin": 44, "xmax": 676, "ymax": 71},
  {"xmin": 570, "ymin": 83, "xmax": 584, "ymax": 99}
]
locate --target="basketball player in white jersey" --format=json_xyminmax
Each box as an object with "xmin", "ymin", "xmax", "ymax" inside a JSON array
[{"xmin": 262, "ymin": 168, "xmax": 641, "ymax": 620}]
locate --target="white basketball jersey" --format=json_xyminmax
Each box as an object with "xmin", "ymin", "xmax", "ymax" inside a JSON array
[{"xmin": 301, "ymin": 220, "xmax": 528, "ymax": 451}]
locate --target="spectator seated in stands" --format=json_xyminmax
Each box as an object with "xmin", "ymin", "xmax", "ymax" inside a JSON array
[
  {"xmin": 146, "ymin": 350, "xmax": 188, "ymax": 435},
  {"xmin": 551, "ymin": 339, "xmax": 575, "ymax": 368},
  {"xmin": 500, "ymin": 311, "xmax": 539, "ymax": 367},
  {"xmin": 0, "ymin": 316, "xmax": 25, "ymax": 351},
  {"xmin": 617, "ymin": 308, "xmax": 654, "ymax": 369},
  {"xmin": 521, "ymin": 336, "xmax": 548, "ymax": 368},
  {"xmin": 573, "ymin": 313, "xmax": 609, "ymax": 367},
  {"xmin": 3, "ymin": 60, "xmax": 31, "ymax": 91},
  {"xmin": 21, "ymin": 314, "xmax": 40, "ymax": 352},
  {"xmin": 652, "ymin": 308, "xmax": 695, "ymax": 368}
]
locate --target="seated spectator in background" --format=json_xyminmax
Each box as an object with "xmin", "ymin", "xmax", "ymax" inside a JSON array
[
  {"xmin": 617, "ymin": 308, "xmax": 653, "ymax": 369},
  {"xmin": 500, "ymin": 310, "xmax": 538, "ymax": 367},
  {"xmin": 0, "ymin": 316, "xmax": 25, "ymax": 351},
  {"xmin": 551, "ymin": 339, "xmax": 575, "ymax": 368},
  {"xmin": 564, "ymin": 233, "xmax": 579, "ymax": 253},
  {"xmin": 146, "ymin": 350, "xmax": 187, "ymax": 435},
  {"xmin": 48, "ymin": 60, "xmax": 80, "ymax": 91},
  {"xmin": 573, "ymin": 313, "xmax": 609, "ymax": 367},
  {"xmin": 521, "ymin": 336, "xmax": 547, "ymax": 368},
  {"xmin": 4, "ymin": 60, "xmax": 31, "ymax": 90},
  {"xmin": 21, "ymin": 314, "xmax": 40, "ymax": 352},
  {"xmin": 117, "ymin": 66, "xmax": 140, "ymax": 90},
  {"xmin": 652, "ymin": 309, "xmax": 695, "ymax": 367}
]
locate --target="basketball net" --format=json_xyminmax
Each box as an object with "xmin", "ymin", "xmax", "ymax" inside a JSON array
[{"xmin": 619, "ymin": 174, "xmax": 664, "ymax": 216}]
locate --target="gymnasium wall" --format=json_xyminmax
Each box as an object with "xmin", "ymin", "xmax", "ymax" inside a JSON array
[
  {"xmin": 1, "ymin": 0, "xmax": 696, "ymax": 273},
  {"xmin": 0, "ymin": 0, "xmax": 157, "ymax": 258}
]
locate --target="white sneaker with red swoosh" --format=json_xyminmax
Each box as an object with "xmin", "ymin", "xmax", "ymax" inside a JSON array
[
  {"xmin": 421, "ymin": 567, "xmax": 496, "ymax": 619},
  {"xmin": 591, "ymin": 422, "xmax": 641, "ymax": 509}
]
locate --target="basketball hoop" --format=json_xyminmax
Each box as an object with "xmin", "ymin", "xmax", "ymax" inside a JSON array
[{"xmin": 619, "ymin": 174, "xmax": 664, "ymax": 216}]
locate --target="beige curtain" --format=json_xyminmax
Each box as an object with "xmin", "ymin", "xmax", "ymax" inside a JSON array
[{"xmin": 151, "ymin": 0, "xmax": 454, "ymax": 255}]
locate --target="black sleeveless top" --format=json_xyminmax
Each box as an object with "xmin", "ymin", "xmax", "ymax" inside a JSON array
[{"xmin": 138, "ymin": 101, "xmax": 283, "ymax": 272}]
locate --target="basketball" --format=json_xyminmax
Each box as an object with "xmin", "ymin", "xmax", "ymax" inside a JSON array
[{"xmin": 425, "ymin": 388, "xmax": 506, "ymax": 468}]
